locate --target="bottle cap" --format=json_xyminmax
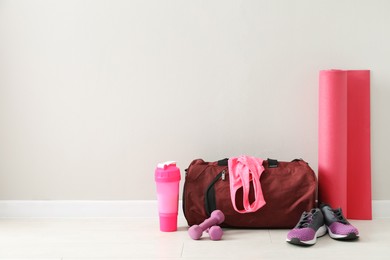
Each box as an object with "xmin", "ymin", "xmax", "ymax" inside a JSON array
[
  {"xmin": 155, "ymin": 161, "xmax": 181, "ymax": 183},
  {"xmin": 157, "ymin": 161, "xmax": 176, "ymax": 169}
]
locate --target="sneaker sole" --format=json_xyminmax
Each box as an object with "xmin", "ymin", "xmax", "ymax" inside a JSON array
[
  {"xmin": 286, "ymin": 225, "xmax": 327, "ymax": 246},
  {"xmin": 327, "ymin": 227, "xmax": 359, "ymax": 240}
]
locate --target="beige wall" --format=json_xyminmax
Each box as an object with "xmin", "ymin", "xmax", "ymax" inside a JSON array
[{"xmin": 0, "ymin": 0, "xmax": 389, "ymax": 200}]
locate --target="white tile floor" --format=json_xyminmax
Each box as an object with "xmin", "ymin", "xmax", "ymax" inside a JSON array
[{"xmin": 0, "ymin": 217, "xmax": 389, "ymax": 259}]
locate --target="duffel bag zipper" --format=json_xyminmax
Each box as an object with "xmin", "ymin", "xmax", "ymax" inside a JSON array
[{"xmin": 205, "ymin": 169, "xmax": 226, "ymax": 216}]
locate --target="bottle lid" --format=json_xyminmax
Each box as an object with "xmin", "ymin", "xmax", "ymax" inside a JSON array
[
  {"xmin": 155, "ymin": 161, "xmax": 181, "ymax": 182},
  {"xmin": 157, "ymin": 161, "xmax": 176, "ymax": 169}
]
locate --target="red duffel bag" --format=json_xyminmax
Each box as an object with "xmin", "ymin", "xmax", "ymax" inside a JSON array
[{"xmin": 182, "ymin": 158, "xmax": 317, "ymax": 228}]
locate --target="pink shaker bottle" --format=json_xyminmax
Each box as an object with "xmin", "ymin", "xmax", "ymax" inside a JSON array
[{"xmin": 155, "ymin": 161, "xmax": 181, "ymax": 232}]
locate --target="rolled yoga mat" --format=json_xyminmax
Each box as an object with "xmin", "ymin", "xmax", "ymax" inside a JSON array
[{"xmin": 318, "ymin": 70, "xmax": 371, "ymax": 220}]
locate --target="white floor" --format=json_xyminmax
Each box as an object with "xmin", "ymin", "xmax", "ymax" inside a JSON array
[{"xmin": 0, "ymin": 217, "xmax": 389, "ymax": 259}]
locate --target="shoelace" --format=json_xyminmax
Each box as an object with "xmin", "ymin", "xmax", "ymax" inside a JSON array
[
  {"xmin": 328, "ymin": 208, "xmax": 348, "ymax": 224},
  {"xmin": 297, "ymin": 212, "xmax": 314, "ymax": 228}
]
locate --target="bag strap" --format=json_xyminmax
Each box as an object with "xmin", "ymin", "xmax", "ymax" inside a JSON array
[
  {"xmin": 217, "ymin": 158, "xmax": 229, "ymax": 166},
  {"xmin": 267, "ymin": 158, "xmax": 279, "ymax": 168}
]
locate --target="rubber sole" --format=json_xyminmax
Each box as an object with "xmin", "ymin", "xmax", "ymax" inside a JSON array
[
  {"xmin": 286, "ymin": 225, "xmax": 327, "ymax": 246},
  {"xmin": 327, "ymin": 227, "xmax": 359, "ymax": 241}
]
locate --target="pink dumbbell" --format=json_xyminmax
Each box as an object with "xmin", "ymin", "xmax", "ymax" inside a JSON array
[
  {"xmin": 207, "ymin": 225, "xmax": 223, "ymax": 241},
  {"xmin": 188, "ymin": 210, "xmax": 225, "ymax": 240}
]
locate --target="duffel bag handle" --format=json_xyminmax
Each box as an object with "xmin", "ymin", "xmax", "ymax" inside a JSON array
[{"xmin": 217, "ymin": 158, "xmax": 229, "ymax": 166}]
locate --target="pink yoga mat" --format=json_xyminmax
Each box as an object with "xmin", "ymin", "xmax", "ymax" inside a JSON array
[{"xmin": 318, "ymin": 70, "xmax": 371, "ymax": 220}]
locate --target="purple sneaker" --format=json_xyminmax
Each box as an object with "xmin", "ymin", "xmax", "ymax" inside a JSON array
[
  {"xmin": 286, "ymin": 208, "xmax": 327, "ymax": 246},
  {"xmin": 320, "ymin": 203, "xmax": 359, "ymax": 240}
]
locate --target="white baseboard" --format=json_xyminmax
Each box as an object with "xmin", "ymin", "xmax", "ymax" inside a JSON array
[{"xmin": 0, "ymin": 200, "xmax": 388, "ymax": 218}]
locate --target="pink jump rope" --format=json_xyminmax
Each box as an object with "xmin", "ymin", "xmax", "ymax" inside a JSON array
[{"xmin": 188, "ymin": 210, "xmax": 225, "ymax": 241}]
